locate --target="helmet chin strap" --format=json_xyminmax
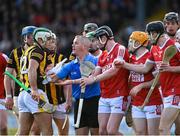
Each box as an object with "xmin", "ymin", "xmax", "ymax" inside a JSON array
[
  {"xmin": 150, "ymin": 33, "xmax": 161, "ymax": 45},
  {"xmin": 23, "ymin": 35, "xmax": 31, "ymax": 47},
  {"xmin": 34, "ymin": 38, "xmax": 44, "ymax": 51},
  {"xmin": 99, "ymin": 37, "xmax": 108, "ymax": 51}
]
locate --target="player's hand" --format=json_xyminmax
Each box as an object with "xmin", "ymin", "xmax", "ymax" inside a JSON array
[
  {"xmin": 45, "ymin": 64, "xmax": 54, "ymax": 73},
  {"xmin": 113, "ymin": 57, "xmax": 125, "ymax": 68},
  {"xmin": 159, "ymin": 63, "xmax": 173, "ymax": 72},
  {"xmin": 80, "ymin": 77, "xmax": 94, "ymax": 87},
  {"xmin": 129, "ymin": 84, "xmax": 143, "ymax": 97},
  {"xmin": 31, "ymin": 90, "xmax": 40, "ymax": 102},
  {"xmin": 5, "ymin": 97, "xmax": 14, "ymax": 110},
  {"xmin": 65, "ymin": 101, "xmax": 72, "ymax": 113}
]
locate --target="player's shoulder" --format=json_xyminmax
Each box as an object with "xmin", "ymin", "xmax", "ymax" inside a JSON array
[
  {"xmin": 0, "ymin": 52, "xmax": 8, "ymax": 62},
  {"xmin": 166, "ymin": 38, "xmax": 175, "ymax": 46},
  {"xmin": 29, "ymin": 46, "xmax": 44, "ymax": 60},
  {"xmin": 86, "ymin": 54, "xmax": 98, "ymax": 63},
  {"xmin": 32, "ymin": 46, "xmax": 44, "ymax": 54}
]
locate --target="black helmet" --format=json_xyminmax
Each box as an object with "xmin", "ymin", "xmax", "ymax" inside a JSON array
[
  {"xmin": 164, "ymin": 12, "xmax": 179, "ymax": 23},
  {"xmin": 95, "ymin": 25, "xmax": 113, "ymax": 39},
  {"xmin": 84, "ymin": 23, "xmax": 98, "ymax": 33},
  {"xmin": 146, "ymin": 21, "xmax": 165, "ymax": 35}
]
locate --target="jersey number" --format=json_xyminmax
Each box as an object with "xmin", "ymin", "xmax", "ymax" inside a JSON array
[{"xmin": 20, "ymin": 56, "xmax": 28, "ymax": 74}]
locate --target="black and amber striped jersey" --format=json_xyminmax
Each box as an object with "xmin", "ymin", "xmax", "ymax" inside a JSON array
[
  {"xmin": 45, "ymin": 53, "xmax": 66, "ymax": 105},
  {"xmin": 7, "ymin": 47, "xmax": 24, "ymax": 96},
  {"xmin": 20, "ymin": 46, "xmax": 51, "ymax": 91}
]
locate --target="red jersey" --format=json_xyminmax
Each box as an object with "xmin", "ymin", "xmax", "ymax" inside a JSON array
[
  {"xmin": 129, "ymin": 51, "xmax": 162, "ymax": 106},
  {"xmin": 98, "ymin": 43, "xmax": 129, "ymax": 98},
  {"xmin": 148, "ymin": 38, "xmax": 180, "ymax": 97},
  {"xmin": 0, "ymin": 53, "xmax": 8, "ymax": 98}
]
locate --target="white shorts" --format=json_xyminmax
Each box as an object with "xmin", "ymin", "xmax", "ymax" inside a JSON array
[
  {"xmin": 163, "ymin": 95, "xmax": 180, "ymax": 109},
  {"xmin": 98, "ymin": 96, "xmax": 128, "ymax": 114},
  {"xmin": 132, "ymin": 105, "xmax": 163, "ymax": 119},
  {"xmin": 18, "ymin": 89, "xmax": 50, "ymax": 114},
  {"xmin": 0, "ymin": 99, "xmax": 6, "ymax": 110},
  {"xmin": 53, "ymin": 103, "xmax": 66, "ymax": 119}
]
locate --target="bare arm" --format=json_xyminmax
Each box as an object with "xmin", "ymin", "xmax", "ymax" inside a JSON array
[
  {"xmin": 4, "ymin": 67, "xmax": 15, "ymax": 97},
  {"xmin": 63, "ymin": 85, "xmax": 72, "ymax": 112},
  {"xmin": 160, "ymin": 64, "xmax": 180, "ymax": 73},
  {"xmin": 138, "ymin": 79, "xmax": 154, "ymax": 89},
  {"xmin": 123, "ymin": 61, "xmax": 154, "ymax": 74},
  {"xmin": 28, "ymin": 59, "xmax": 39, "ymax": 91},
  {"xmin": 54, "ymin": 66, "xmax": 102, "ymax": 85},
  {"xmin": 82, "ymin": 66, "xmax": 119, "ymax": 85},
  {"xmin": 94, "ymin": 67, "xmax": 119, "ymax": 82},
  {"xmin": 130, "ymin": 79, "xmax": 154, "ymax": 97},
  {"xmin": 4, "ymin": 67, "xmax": 15, "ymax": 109}
]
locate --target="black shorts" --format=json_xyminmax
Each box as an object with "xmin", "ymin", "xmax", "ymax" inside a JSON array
[{"xmin": 74, "ymin": 96, "xmax": 100, "ymax": 129}]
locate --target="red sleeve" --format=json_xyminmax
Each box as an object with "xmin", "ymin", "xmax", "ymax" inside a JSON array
[
  {"xmin": 123, "ymin": 48, "xmax": 129, "ymax": 63},
  {"xmin": 117, "ymin": 45, "xmax": 129, "ymax": 62},
  {"xmin": 0, "ymin": 53, "xmax": 8, "ymax": 70},
  {"xmin": 147, "ymin": 46, "xmax": 155, "ymax": 63}
]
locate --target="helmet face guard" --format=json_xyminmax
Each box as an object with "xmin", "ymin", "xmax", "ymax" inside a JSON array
[
  {"xmin": 95, "ymin": 25, "xmax": 114, "ymax": 50},
  {"xmin": 86, "ymin": 31, "xmax": 99, "ymax": 53},
  {"xmin": 128, "ymin": 31, "xmax": 148, "ymax": 53},
  {"xmin": 146, "ymin": 21, "xmax": 165, "ymax": 45},
  {"xmin": 33, "ymin": 28, "xmax": 52, "ymax": 42},
  {"xmin": 149, "ymin": 32, "xmax": 161, "ymax": 45},
  {"xmin": 33, "ymin": 27, "xmax": 52, "ymax": 50}
]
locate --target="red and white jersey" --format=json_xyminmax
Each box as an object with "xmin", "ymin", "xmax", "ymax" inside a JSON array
[
  {"xmin": 98, "ymin": 43, "xmax": 129, "ymax": 98},
  {"xmin": 0, "ymin": 53, "xmax": 8, "ymax": 99},
  {"xmin": 129, "ymin": 51, "xmax": 162, "ymax": 106},
  {"xmin": 147, "ymin": 38, "xmax": 180, "ymax": 97}
]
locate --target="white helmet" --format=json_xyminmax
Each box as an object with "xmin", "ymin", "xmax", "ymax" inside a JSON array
[
  {"xmin": 52, "ymin": 33, "xmax": 57, "ymax": 39},
  {"xmin": 33, "ymin": 27, "xmax": 52, "ymax": 45}
]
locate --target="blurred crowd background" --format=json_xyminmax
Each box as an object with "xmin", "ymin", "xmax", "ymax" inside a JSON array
[{"xmin": 0, "ymin": 0, "xmax": 179, "ymax": 57}]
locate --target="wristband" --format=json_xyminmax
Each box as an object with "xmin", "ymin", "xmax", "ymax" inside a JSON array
[
  {"xmin": 93, "ymin": 76, "xmax": 97, "ymax": 83},
  {"xmin": 6, "ymin": 94, "xmax": 12, "ymax": 98},
  {"xmin": 72, "ymin": 80, "xmax": 75, "ymax": 84}
]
